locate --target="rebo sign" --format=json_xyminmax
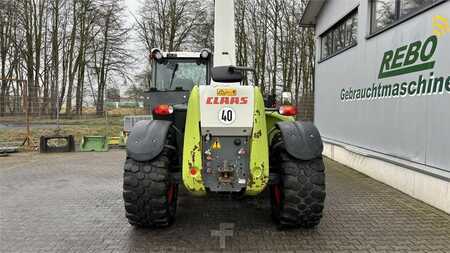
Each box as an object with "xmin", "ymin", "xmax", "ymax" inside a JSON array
[{"xmin": 378, "ymin": 35, "xmax": 438, "ymax": 79}]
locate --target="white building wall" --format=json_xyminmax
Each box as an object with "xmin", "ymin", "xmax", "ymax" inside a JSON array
[
  {"xmin": 313, "ymin": 0, "xmax": 450, "ymax": 213},
  {"xmin": 323, "ymin": 142, "xmax": 450, "ymax": 213}
]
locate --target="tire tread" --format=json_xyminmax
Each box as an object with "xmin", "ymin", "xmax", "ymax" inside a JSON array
[
  {"xmin": 270, "ymin": 133, "xmax": 326, "ymax": 229},
  {"xmin": 123, "ymin": 152, "xmax": 176, "ymax": 228}
]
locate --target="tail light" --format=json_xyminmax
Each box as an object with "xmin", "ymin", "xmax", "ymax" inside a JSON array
[
  {"xmin": 279, "ymin": 105, "xmax": 297, "ymax": 116},
  {"xmin": 153, "ymin": 104, "xmax": 173, "ymax": 116}
]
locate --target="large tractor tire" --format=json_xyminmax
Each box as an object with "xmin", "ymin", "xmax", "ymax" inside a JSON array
[
  {"xmin": 123, "ymin": 149, "xmax": 178, "ymax": 228},
  {"xmin": 270, "ymin": 135, "xmax": 326, "ymax": 228}
]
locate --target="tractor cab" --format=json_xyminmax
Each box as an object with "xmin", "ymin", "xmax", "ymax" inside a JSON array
[
  {"xmin": 143, "ymin": 48, "xmax": 213, "ymax": 158},
  {"xmin": 144, "ymin": 48, "xmax": 212, "ymax": 116}
]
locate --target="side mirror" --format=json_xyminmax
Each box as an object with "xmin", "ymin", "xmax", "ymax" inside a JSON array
[{"xmin": 281, "ymin": 91, "xmax": 293, "ymax": 105}]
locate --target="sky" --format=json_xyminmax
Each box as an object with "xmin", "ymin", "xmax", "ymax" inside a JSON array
[
  {"xmin": 123, "ymin": 0, "xmax": 146, "ymax": 90},
  {"xmin": 125, "ymin": 0, "xmax": 140, "ymax": 14},
  {"xmin": 124, "ymin": 0, "xmax": 143, "ymax": 58}
]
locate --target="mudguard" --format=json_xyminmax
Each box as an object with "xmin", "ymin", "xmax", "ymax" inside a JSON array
[
  {"xmin": 275, "ymin": 121, "xmax": 323, "ymax": 160},
  {"xmin": 126, "ymin": 120, "xmax": 172, "ymax": 162}
]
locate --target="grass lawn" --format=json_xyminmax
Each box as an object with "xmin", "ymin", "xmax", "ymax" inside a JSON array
[
  {"xmin": 0, "ymin": 125, "xmax": 122, "ymax": 144},
  {"xmin": 0, "ymin": 117, "xmax": 124, "ymax": 145},
  {"xmin": 0, "ymin": 108, "xmax": 148, "ymax": 150}
]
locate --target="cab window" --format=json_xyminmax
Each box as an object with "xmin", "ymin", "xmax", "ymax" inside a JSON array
[{"xmin": 154, "ymin": 59, "xmax": 208, "ymax": 91}]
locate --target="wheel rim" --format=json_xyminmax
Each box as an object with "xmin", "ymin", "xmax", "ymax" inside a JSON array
[
  {"xmin": 167, "ymin": 184, "xmax": 175, "ymax": 204},
  {"xmin": 272, "ymin": 184, "xmax": 282, "ymax": 207}
]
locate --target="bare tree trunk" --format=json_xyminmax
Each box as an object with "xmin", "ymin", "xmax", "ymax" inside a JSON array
[
  {"xmin": 66, "ymin": 0, "xmax": 78, "ymax": 115},
  {"xmin": 41, "ymin": 9, "xmax": 50, "ymax": 115},
  {"xmin": 271, "ymin": 0, "xmax": 279, "ymax": 97},
  {"xmin": 50, "ymin": 0, "xmax": 60, "ymax": 118},
  {"xmin": 33, "ymin": 0, "xmax": 46, "ymax": 114}
]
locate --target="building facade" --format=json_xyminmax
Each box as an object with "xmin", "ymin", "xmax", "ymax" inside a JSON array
[{"xmin": 301, "ymin": 0, "xmax": 450, "ymax": 213}]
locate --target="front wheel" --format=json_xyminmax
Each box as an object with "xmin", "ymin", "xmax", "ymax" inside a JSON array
[
  {"xmin": 270, "ymin": 151, "xmax": 326, "ymax": 228},
  {"xmin": 123, "ymin": 149, "xmax": 178, "ymax": 228}
]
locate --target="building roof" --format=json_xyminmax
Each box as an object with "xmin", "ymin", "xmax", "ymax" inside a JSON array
[{"xmin": 300, "ymin": 0, "xmax": 327, "ymax": 27}]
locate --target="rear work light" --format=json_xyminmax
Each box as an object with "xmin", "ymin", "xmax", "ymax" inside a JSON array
[
  {"xmin": 150, "ymin": 48, "xmax": 163, "ymax": 60},
  {"xmin": 153, "ymin": 104, "xmax": 174, "ymax": 116},
  {"xmin": 200, "ymin": 48, "xmax": 211, "ymax": 59},
  {"xmin": 279, "ymin": 105, "xmax": 297, "ymax": 116}
]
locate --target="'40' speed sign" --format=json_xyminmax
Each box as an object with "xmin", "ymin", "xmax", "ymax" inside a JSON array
[{"xmin": 219, "ymin": 107, "xmax": 236, "ymax": 124}]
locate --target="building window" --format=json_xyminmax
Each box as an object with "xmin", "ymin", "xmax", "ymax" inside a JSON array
[
  {"xmin": 370, "ymin": 0, "xmax": 441, "ymax": 34},
  {"xmin": 320, "ymin": 10, "xmax": 358, "ymax": 60}
]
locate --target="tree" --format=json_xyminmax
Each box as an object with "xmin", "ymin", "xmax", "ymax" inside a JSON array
[
  {"xmin": 135, "ymin": 0, "xmax": 209, "ymax": 52},
  {"xmin": 0, "ymin": 0, "xmax": 18, "ymax": 115},
  {"xmin": 1, "ymin": 0, "xmax": 316, "ymax": 120},
  {"xmin": 89, "ymin": 0, "xmax": 132, "ymax": 115}
]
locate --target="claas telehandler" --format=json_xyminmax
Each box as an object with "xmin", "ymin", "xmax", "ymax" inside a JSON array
[{"xmin": 123, "ymin": 0, "xmax": 325, "ymax": 229}]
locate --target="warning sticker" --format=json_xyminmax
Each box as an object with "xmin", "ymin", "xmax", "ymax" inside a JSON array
[{"xmin": 217, "ymin": 88, "xmax": 237, "ymax": 97}]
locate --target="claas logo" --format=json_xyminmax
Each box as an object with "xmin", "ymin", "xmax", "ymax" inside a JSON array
[{"xmin": 206, "ymin": 97, "xmax": 248, "ymax": 105}]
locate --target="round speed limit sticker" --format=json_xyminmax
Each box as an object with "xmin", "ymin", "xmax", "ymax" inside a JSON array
[{"xmin": 218, "ymin": 107, "xmax": 236, "ymax": 125}]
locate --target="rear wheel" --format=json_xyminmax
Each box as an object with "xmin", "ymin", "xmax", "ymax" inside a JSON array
[
  {"xmin": 270, "ymin": 136, "xmax": 326, "ymax": 228},
  {"xmin": 123, "ymin": 149, "xmax": 178, "ymax": 228}
]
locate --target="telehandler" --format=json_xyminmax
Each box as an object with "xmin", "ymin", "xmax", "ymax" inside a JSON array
[{"xmin": 123, "ymin": 0, "xmax": 325, "ymax": 228}]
